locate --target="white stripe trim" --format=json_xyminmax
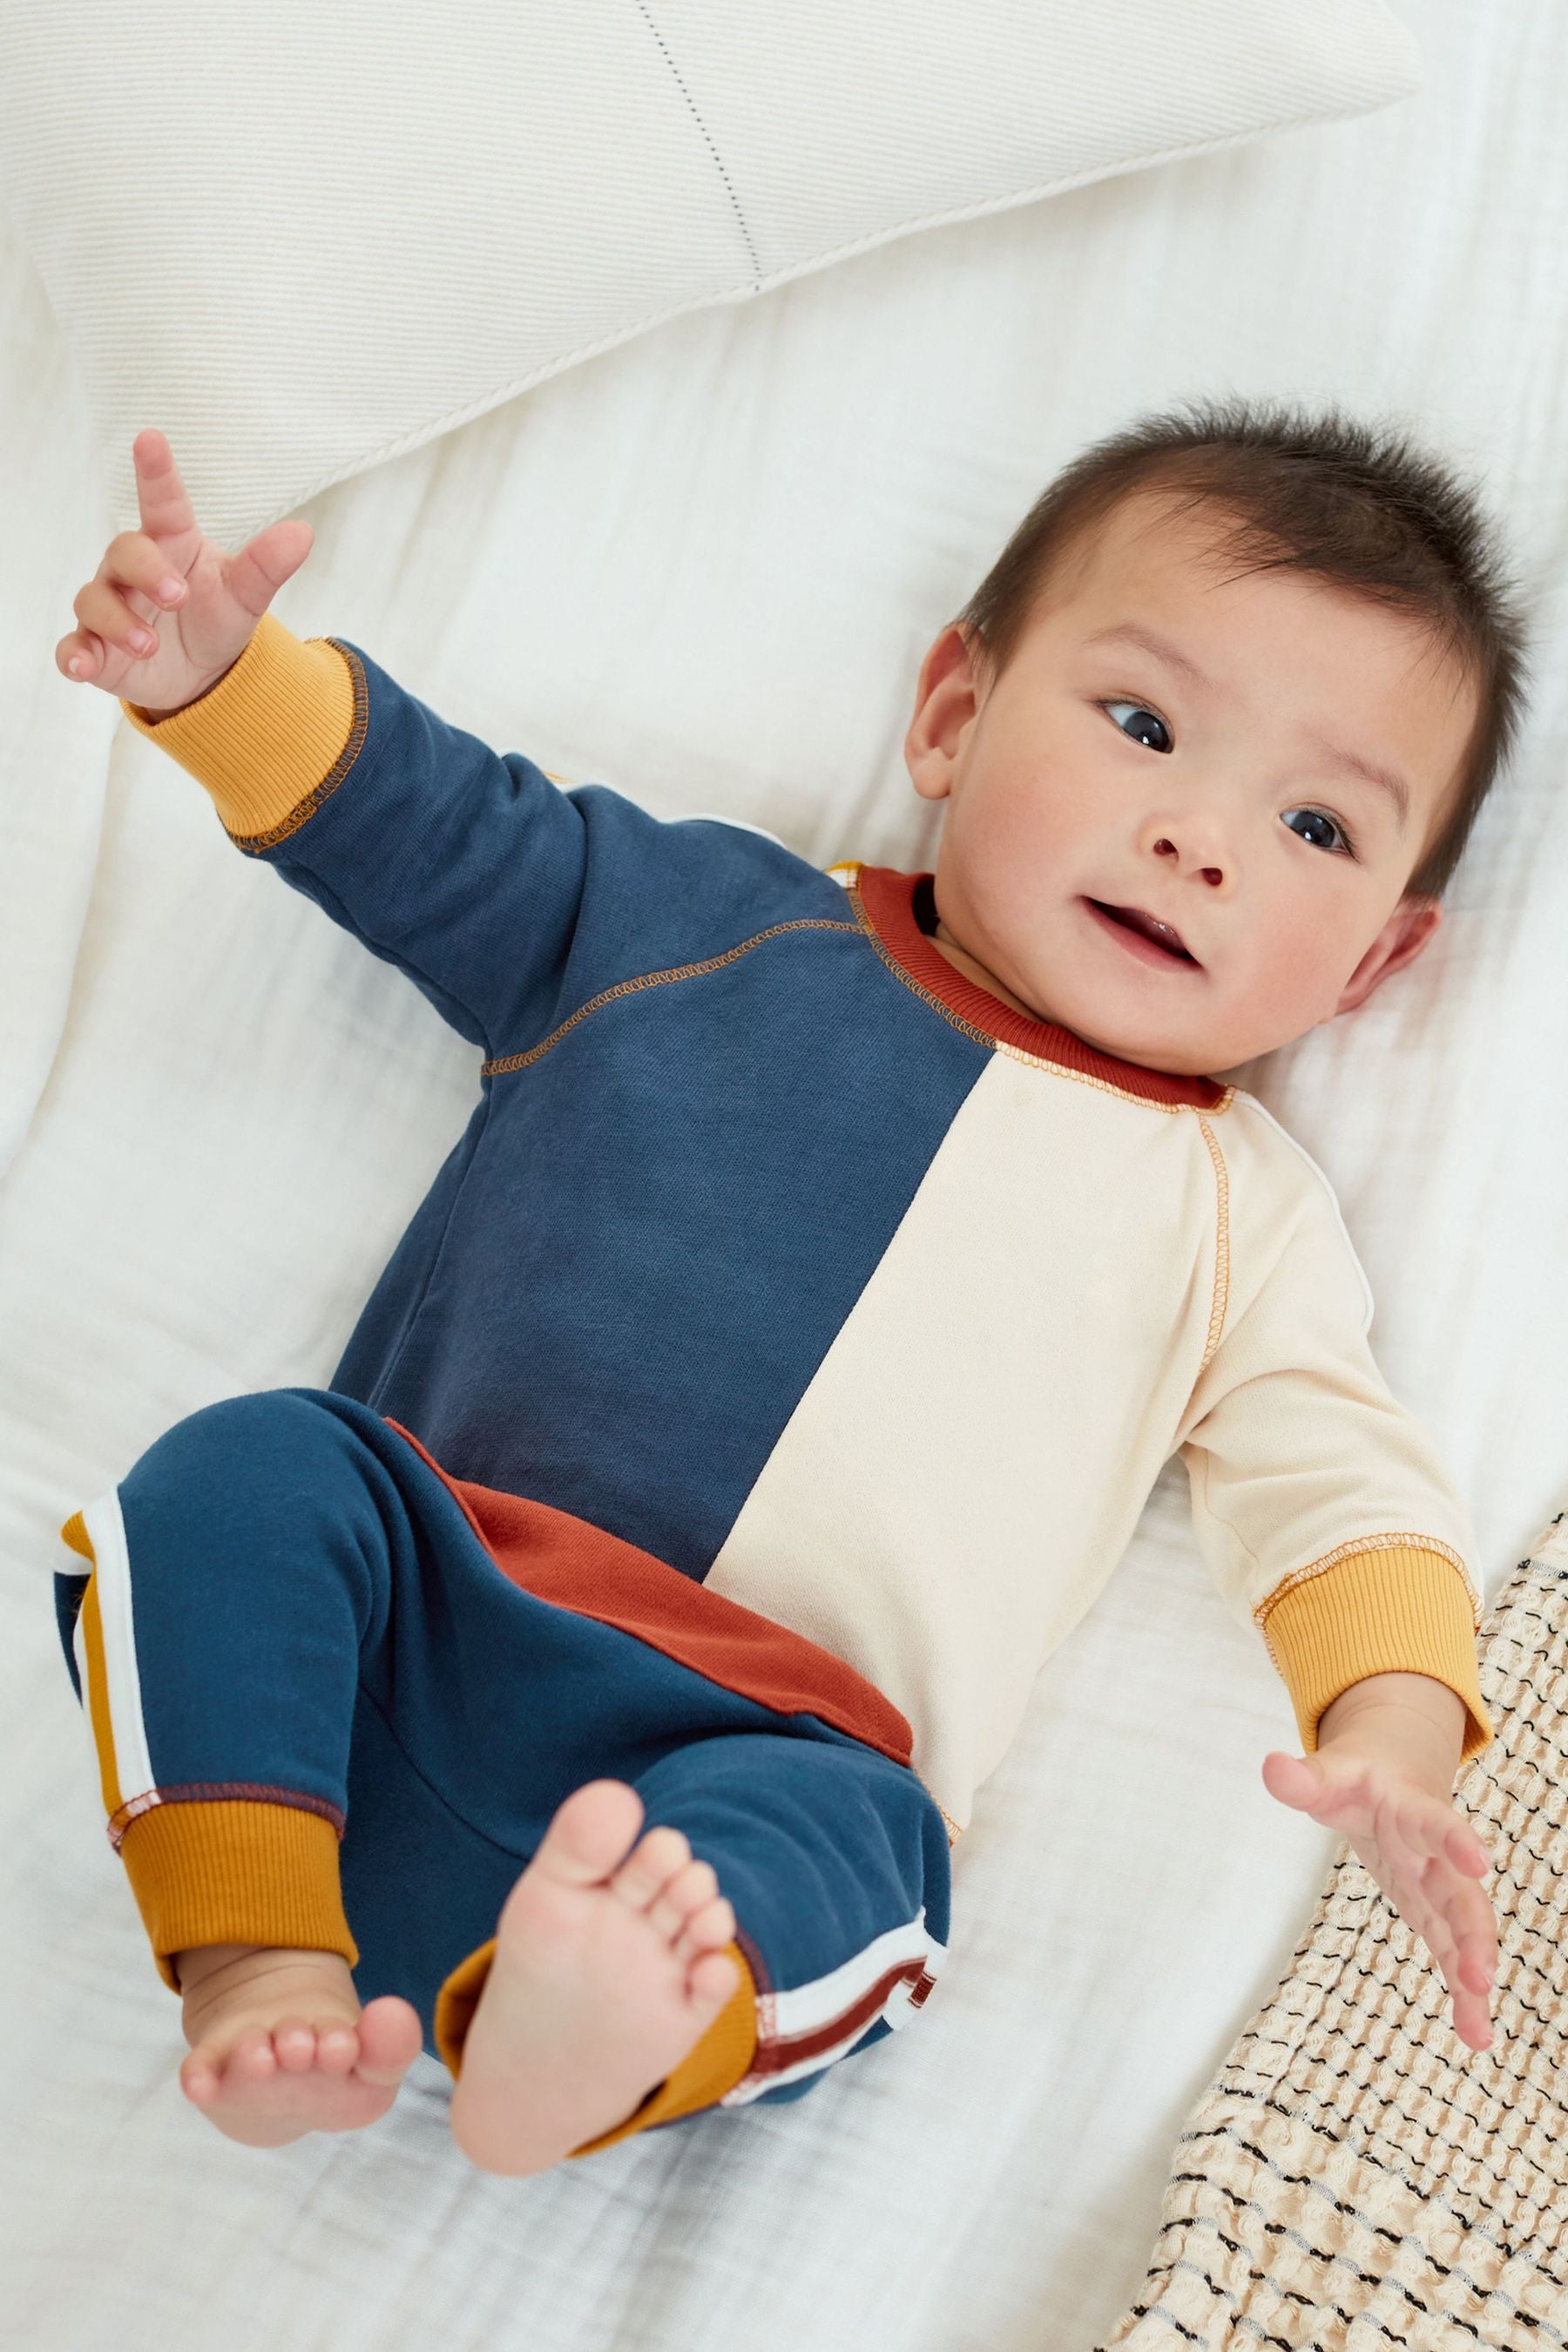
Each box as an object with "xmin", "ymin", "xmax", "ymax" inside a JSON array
[
  {"xmin": 720, "ymin": 1909, "xmax": 946, "ymax": 2105},
  {"xmin": 767, "ymin": 1909, "xmax": 947, "ymax": 2038},
  {"xmin": 78, "ymin": 1491, "xmax": 155, "ymax": 1808}
]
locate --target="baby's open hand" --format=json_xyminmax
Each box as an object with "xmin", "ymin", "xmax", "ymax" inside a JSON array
[
  {"xmin": 56, "ymin": 429, "xmax": 314, "ymax": 715},
  {"xmin": 1261, "ymin": 1744, "xmax": 1497, "ymax": 2052}
]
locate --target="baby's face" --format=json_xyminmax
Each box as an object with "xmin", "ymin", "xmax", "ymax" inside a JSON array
[{"xmin": 905, "ymin": 490, "xmax": 1480, "ymax": 1075}]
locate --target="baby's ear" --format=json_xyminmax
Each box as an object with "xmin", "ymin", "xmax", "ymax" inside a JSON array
[
  {"xmin": 1334, "ymin": 896, "xmax": 1442, "ymax": 1016},
  {"xmin": 904, "ymin": 625, "xmax": 981, "ymax": 801}
]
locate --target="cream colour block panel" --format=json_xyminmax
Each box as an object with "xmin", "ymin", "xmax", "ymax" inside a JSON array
[{"xmin": 0, "ymin": 0, "xmax": 1418, "ymax": 548}]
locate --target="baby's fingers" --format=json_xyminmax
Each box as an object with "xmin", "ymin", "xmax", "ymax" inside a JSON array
[
  {"xmin": 100, "ymin": 530, "xmax": 189, "ymax": 626},
  {"xmin": 63, "ymin": 588, "xmax": 151, "ymax": 680},
  {"xmin": 1433, "ymin": 1853, "xmax": 1498, "ymax": 1998},
  {"xmin": 1446, "ymin": 1817, "xmax": 1493, "ymax": 1877},
  {"xmin": 1439, "ymin": 1815, "xmax": 1497, "ymax": 1993},
  {"xmin": 1402, "ymin": 1879, "xmax": 1490, "ymax": 2048},
  {"xmin": 59, "ymin": 531, "xmax": 189, "ymax": 683},
  {"xmin": 1387, "ymin": 1794, "xmax": 1497, "ymax": 2042},
  {"xmin": 132, "ymin": 427, "xmax": 199, "ymax": 543},
  {"xmin": 1441, "ymin": 1878, "xmax": 1497, "ymax": 2049}
]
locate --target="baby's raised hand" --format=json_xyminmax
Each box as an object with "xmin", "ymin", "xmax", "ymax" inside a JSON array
[
  {"xmin": 1262, "ymin": 1741, "xmax": 1497, "ymax": 2052},
  {"xmin": 56, "ymin": 429, "xmax": 314, "ymax": 715}
]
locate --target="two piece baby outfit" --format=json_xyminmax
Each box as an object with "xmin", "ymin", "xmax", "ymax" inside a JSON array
[{"xmin": 55, "ymin": 613, "xmax": 1493, "ymax": 2153}]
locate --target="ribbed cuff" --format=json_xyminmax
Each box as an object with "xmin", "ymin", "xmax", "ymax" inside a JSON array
[
  {"xmin": 119, "ymin": 610, "xmax": 358, "ymax": 841},
  {"xmin": 433, "ymin": 1935, "xmax": 758, "ymax": 2155},
  {"xmin": 432, "ymin": 1936, "xmax": 497, "ymax": 2076},
  {"xmin": 118, "ymin": 1798, "xmax": 358, "ymax": 1993},
  {"xmin": 1262, "ymin": 1543, "xmax": 1494, "ymax": 1762}
]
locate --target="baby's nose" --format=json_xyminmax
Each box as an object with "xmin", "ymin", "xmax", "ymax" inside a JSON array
[{"xmin": 1152, "ymin": 835, "xmax": 1227, "ymax": 886}]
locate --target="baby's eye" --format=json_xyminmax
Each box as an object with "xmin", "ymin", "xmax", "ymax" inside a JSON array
[
  {"xmin": 1283, "ymin": 808, "xmax": 1355, "ymax": 856},
  {"xmin": 1103, "ymin": 700, "xmax": 1173, "ymax": 754}
]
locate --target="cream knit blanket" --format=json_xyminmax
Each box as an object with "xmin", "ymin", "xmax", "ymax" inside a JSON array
[{"xmin": 1098, "ymin": 1511, "xmax": 1568, "ymax": 2350}]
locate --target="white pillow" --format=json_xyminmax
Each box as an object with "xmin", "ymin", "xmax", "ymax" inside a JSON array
[{"xmin": 0, "ymin": 1, "xmax": 1417, "ymax": 548}]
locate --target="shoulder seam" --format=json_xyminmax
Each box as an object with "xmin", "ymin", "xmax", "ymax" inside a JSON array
[{"xmin": 480, "ymin": 916, "xmax": 860, "ymax": 1079}]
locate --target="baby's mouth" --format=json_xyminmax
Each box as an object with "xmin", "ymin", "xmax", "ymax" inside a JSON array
[{"xmin": 1084, "ymin": 899, "xmax": 1200, "ymax": 967}]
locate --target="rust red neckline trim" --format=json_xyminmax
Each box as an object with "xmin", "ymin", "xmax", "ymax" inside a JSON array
[{"xmin": 852, "ymin": 866, "xmax": 1228, "ymax": 1110}]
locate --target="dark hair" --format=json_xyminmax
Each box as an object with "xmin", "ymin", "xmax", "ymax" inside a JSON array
[{"xmin": 951, "ymin": 395, "xmax": 1531, "ymax": 899}]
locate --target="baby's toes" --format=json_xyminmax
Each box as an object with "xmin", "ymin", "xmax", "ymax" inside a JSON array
[
  {"xmin": 179, "ymin": 2049, "xmax": 223, "ymax": 2106},
  {"xmin": 676, "ymin": 1894, "xmax": 736, "ymax": 1963},
  {"xmin": 272, "ymin": 2017, "xmax": 326, "ymax": 2074},
  {"xmin": 608, "ymin": 1824, "xmax": 692, "ymax": 1912},
  {"xmin": 686, "ymin": 1943, "xmax": 742, "ymax": 2010},
  {"xmin": 186, "ymin": 2025, "xmax": 284, "ymax": 2105},
  {"xmin": 647, "ymin": 1857, "xmax": 720, "ymax": 1943},
  {"xmin": 352, "ymin": 1995, "xmax": 424, "ymax": 2085},
  {"xmin": 230, "ymin": 2027, "xmax": 286, "ymax": 2085},
  {"xmin": 314, "ymin": 2022, "xmax": 362, "ymax": 2077}
]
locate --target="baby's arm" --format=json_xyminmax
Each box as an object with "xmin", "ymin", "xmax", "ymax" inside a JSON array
[
  {"xmin": 58, "ymin": 430, "xmax": 598, "ymax": 1058},
  {"xmin": 1262, "ymin": 1668, "xmax": 1497, "ymax": 2052},
  {"xmin": 1174, "ymin": 1130, "xmax": 1499, "ymax": 2053}
]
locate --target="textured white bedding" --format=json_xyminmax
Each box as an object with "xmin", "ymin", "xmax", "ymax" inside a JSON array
[
  {"xmin": 3, "ymin": 3, "xmax": 1566, "ymax": 2344},
  {"xmin": 0, "ymin": 0, "xmax": 1420, "ymax": 551}
]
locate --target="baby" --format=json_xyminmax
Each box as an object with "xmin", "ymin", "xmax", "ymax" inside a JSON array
[{"xmin": 52, "ymin": 400, "xmax": 1524, "ymax": 2175}]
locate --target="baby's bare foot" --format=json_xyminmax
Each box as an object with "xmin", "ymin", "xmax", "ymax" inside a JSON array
[
  {"xmin": 175, "ymin": 1943, "xmax": 423, "ymax": 2149},
  {"xmin": 449, "ymin": 1781, "xmax": 742, "ymax": 2175}
]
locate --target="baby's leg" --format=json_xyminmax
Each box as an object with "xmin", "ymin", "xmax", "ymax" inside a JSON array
[
  {"xmin": 56, "ymin": 1386, "xmax": 952, "ymax": 2167},
  {"xmin": 443, "ymin": 1730, "xmax": 953, "ymax": 2175},
  {"xmin": 55, "ymin": 1388, "xmax": 443, "ymax": 2146}
]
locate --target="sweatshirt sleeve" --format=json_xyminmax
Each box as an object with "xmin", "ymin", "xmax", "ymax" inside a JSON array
[
  {"xmin": 119, "ymin": 612, "xmax": 597, "ymax": 1056},
  {"xmin": 1173, "ymin": 1125, "xmax": 1494, "ymax": 1764}
]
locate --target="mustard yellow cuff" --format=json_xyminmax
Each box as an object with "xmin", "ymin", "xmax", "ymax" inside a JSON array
[
  {"xmin": 119, "ymin": 609, "xmax": 359, "ymax": 842},
  {"xmin": 433, "ymin": 1935, "xmax": 758, "ymax": 2154},
  {"xmin": 432, "ymin": 1936, "xmax": 497, "ymax": 2077},
  {"xmin": 118, "ymin": 1798, "xmax": 358, "ymax": 1994},
  {"xmin": 1261, "ymin": 1542, "xmax": 1494, "ymax": 1762}
]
